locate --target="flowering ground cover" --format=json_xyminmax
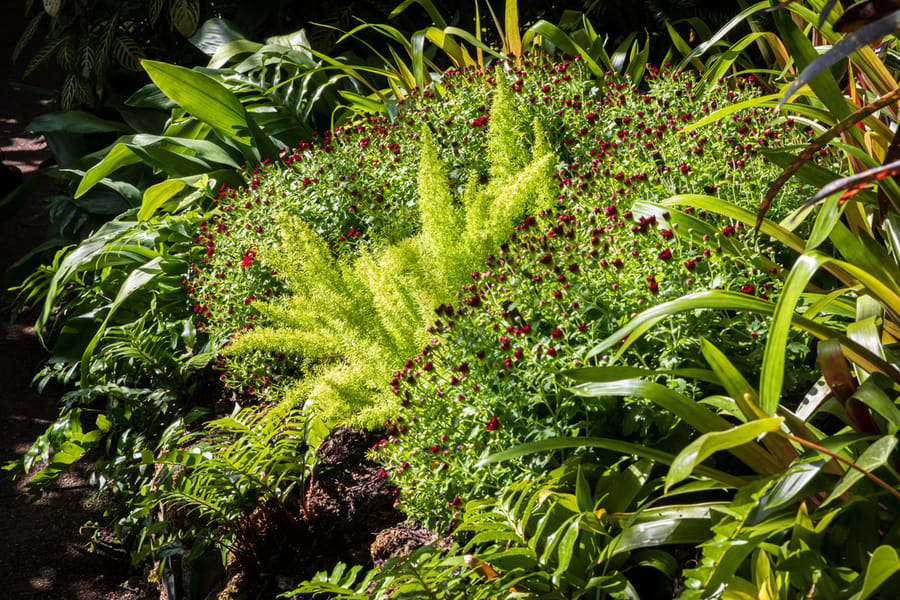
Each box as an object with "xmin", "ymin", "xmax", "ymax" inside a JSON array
[{"xmin": 187, "ymin": 57, "xmax": 826, "ymax": 528}]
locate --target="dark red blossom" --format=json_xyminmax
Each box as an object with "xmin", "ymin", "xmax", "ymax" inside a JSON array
[{"xmin": 485, "ymin": 416, "xmax": 499, "ymax": 431}]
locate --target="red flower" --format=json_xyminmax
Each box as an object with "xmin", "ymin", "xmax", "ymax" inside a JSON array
[
  {"xmin": 485, "ymin": 416, "xmax": 500, "ymax": 431},
  {"xmin": 658, "ymin": 248, "xmax": 672, "ymax": 261},
  {"xmin": 740, "ymin": 284, "xmax": 755, "ymax": 294}
]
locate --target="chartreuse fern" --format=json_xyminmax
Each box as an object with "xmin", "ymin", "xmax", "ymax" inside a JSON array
[{"xmin": 225, "ymin": 82, "xmax": 556, "ymax": 426}]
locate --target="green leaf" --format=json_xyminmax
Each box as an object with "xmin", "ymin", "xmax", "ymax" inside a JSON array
[
  {"xmin": 25, "ymin": 111, "xmax": 129, "ymax": 134},
  {"xmin": 139, "ymin": 179, "xmax": 186, "ymax": 221},
  {"xmin": 76, "ymin": 144, "xmax": 142, "ymax": 198},
  {"xmin": 141, "ymin": 59, "xmax": 260, "ymax": 156},
  {"xmin": 666, "ymin": 418, "xmax": 784, "ymax": 492},
  {"xmin": 609, "ymin": 504, "xmax": 719, "ymax": 555},
  {"xmin": 823, "ymin": 435, "xmax": 898, "ymax": 506},
  {"xmin": 778, "ymin": 11, "xmax": 900, "ymax": 111},
  {"xmin": 761, "ymin": 253, "xmax": 823, "ymax": 415},
  {"xmin": 478, "ymin": 437, "xmax": 748, "ymax": 489},
  {"xmin": 79, "ymin": 257, "xmax": 165, "ymax": 385},
  {"xmin": 852, "ymin": 545, "xmax": 900, "ymax": 600},
  {"xmin": 189, "ymin": 18, "xmax": 245, "ymax": 56}
]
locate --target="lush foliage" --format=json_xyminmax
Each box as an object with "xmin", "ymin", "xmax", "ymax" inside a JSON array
[
  {"xmin": 10, "ymin": 1, "xmax": 900, "ymax": 598},
  {"xmin": 198, "ymin": 58, "xmax": 820, "ymax": 526}
]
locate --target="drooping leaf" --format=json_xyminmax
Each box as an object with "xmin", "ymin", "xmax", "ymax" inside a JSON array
[
  {"xmin": 666, "ymin": 418, "xmax": 784, "ymax": 492},
  {"xmin": 478, "ymin": 437, "xmax": 747, "ymax": 489},
  {"xmin": 778, "ymin": 10, "xmax": 900, "ymax": 110},
  {"xmin": 823, "ymin": 435, "xmax": 898, "ymax": 506}
]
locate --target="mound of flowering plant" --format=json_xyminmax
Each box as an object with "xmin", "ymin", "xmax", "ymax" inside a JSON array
[
  {"xmin": 185, "ymin": 57, "xmax": 831, "ymax": 527},
  {"xmin": 364, "ymin": 66, "xmax": 830, "ymax": 526}
]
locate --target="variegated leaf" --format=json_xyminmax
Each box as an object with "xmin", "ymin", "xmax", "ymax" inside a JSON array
[
  {"xmin": 114, "ymin": 35, "xmax": 143, "ymax": 71},
  {"xmin": 170, "ymin": 0, "xmax": 200, "ymax": 37},
  {"xmin": 149, "ymin": 0, "xmax": 165, "ymax": 25},
  {"xmin": 23, "ymin": 35, "xmax": 64, "ymax": 77},
  {"xmin": 57, "ymin": 38, "xmax": 76, "ymax": 72},
  {"xmin": 13, "ymin": 11, "xmax": 44, "ymax": 62},
  {"xmin": 43, "ymin": 0, "xmax": 61, "ymax": 17}
]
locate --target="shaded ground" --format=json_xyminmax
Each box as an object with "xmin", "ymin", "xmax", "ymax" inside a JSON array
[{"xmin": 0, "ymin": 2, "xmax": 145, "ymax": 598}]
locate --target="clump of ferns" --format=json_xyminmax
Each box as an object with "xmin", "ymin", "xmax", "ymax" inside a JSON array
[{"xmin": 150, "ymin": 400, "xmax": 316, "ymax": 575}]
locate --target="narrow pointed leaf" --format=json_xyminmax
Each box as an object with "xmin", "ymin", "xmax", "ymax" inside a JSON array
[
  {"xmin": 666, "ymin": 418, "xmax": 784, "ymax": 492},
  {"xmin": 823, "ymin": 435, "xmax": 898, "ymax": 506},
  {"xmin": 779, "ymin": 10, "xmax": 900, "ymax": 110},
  {"xmin": 477, "ymin": 437, "xmax": 748, "ymax": 488}
]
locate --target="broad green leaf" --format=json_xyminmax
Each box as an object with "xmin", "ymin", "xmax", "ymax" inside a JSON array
[
  {"xmin": 666, "ymin": 418, "xmax": 784, "ymax": 492},
  {"xmin": 189, "ymin": 17, "xmax": 245, "ymax": 56},
  {"xmin": 76, "ymin": 144, "xmax": 142, "ymax": 198},
  {"xmin": 140, "ymin": 59, "xmax": 276, "ymax": 161},
  {"xmin": 142, "ymin": 60, "xmax": 249, "ymax": 143},
  {"xmin": 608, "ymin": 504, "xmax": 718, "ymax": 555},
  {"xmin": 25, "ymin": 111, "xmax": 129, "ymax": 134},
  {"xmin": 37, "ymin": 220, "xmax": 141, "ymax": 338},
  {"xmin": 852, "ymin": 375, "xmax": 900, "ymax": 431},
  {"xmin": 139, "ymin": 179, "xmax": 186, "ymax": 221},
  {"xmin": 852, "ymin": 545, "xmax": 900, "ymax": 600}
]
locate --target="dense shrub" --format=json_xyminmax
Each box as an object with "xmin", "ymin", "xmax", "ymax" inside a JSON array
[{"xmin": 187, "ymin": 57, "xmax": 824, "ymax": 526}]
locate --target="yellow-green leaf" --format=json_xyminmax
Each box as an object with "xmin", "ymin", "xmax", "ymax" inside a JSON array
[{"xmin": 666, "ymin": 418, "xmax": 784, "ymax": 492}]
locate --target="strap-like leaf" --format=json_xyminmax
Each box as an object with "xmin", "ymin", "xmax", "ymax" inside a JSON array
[{"xmin": 778, "ymin": 10, "xmax": 900, "ymax": 110}]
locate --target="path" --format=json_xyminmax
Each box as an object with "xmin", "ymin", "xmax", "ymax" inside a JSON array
[{"xmin": 0, "ymin": 1, "xmax": 144, "ymax": 597}]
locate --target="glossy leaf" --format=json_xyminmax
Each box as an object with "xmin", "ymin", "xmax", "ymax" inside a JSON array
[
  {"xmin": 139, "ymin": 179, "xmax": 186, "ymax": 221},
  {"xmin": 666, "ymin": 418, "xmax": 784, "ymax": 492},
  {"xmin": 779, "ymin": 10, "xmax": 900, "ymax": 110},
  {"xmin": 478, "ymin": 437, "xmax": 748, "ymax": 489},
  {"xmin": 80, "ymin": 256, "xmax": 165, "ymax": 384},
  {"xmin": 609, "ymin": 504, "xmax": 719, "ymax": 555},
  {"xmin": 823, "ymin": 435, "xmax": 898, "ymax": 506},
  {"xmin": 853, "ymin": 545, "xmax": 900, "ymax": 600}
]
